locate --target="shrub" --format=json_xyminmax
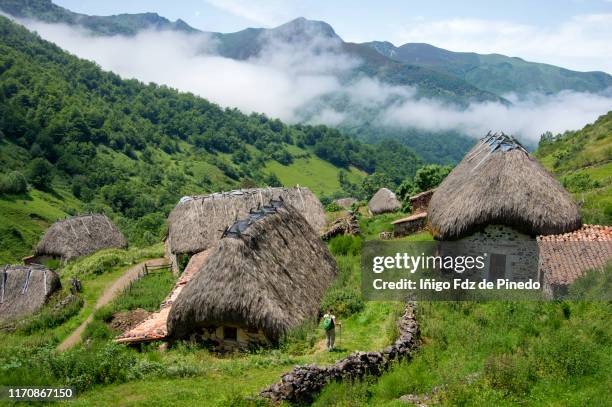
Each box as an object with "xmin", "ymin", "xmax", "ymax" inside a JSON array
[
  {"xmin": 328, "ymin": 235, "xmax": 361, "ymax": 256},
  {"xmin": 0, "ymin": 171, "xmax": 28, "ymax": 194},
  {"xmin": 320, "ymin": 288, "xmax": 364, "ymax": 317},
  {"xmin": 535, "ymin": 332, "xmax": 598, "ymax": 377},
  {"xmin": 484, "ymin": 353, "xmax": 535, "ymax": 397},
  {"xmin": 17, "ymin": 294, "xmax": 84, "ymax": 334},
  {"xmin": 324, "ymin": 201, "xmax": 342, "ymax": 212},
  {"xmin": 561, "ymin": 172, "xmax": 600, "ymax": 193},
  {"xmin": 0, "ymin": 343, "xmax": 139, "ymax": 392}
]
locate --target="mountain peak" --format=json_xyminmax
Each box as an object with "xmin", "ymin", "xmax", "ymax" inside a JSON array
[{"xmin": 271, "ymin": 17, "xmax": 340, "ymax": 41}]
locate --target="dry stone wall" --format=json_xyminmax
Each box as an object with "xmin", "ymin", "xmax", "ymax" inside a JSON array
[{"xmin": 260, "ymin": 302, "xmax": 420, "ymax": 404}]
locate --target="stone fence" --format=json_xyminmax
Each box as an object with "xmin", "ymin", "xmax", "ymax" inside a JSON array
[{"xmin": 260, "ymin": 302, "xmax": 420, "ymax": 404}]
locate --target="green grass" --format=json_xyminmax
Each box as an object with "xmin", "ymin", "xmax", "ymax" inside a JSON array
[
  {"xmin": 112, "ymin": 271, "xmax": 175, "ymax": 313},
  {"xmin": 358, "ymin": 212, "xmax": 410, "ymax": 240},
  {"xmin": 265, "ymin": 146, "xmax": 365, "ymax": 196},
  {"xmin": 314, "ymin": 300, "xmax": 612, "ymax": 406}
]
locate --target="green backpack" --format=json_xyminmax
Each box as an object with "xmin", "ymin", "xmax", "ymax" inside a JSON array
[{"xmin": 322, "ymin": 316, "xmax": 334, "ymax": 331}]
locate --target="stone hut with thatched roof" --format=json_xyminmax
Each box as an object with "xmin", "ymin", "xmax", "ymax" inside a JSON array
[
  {"xmin": 428, "ymin": 132, "xmax": 582, "ymax": 282},
  {"xmin": 368, "ymin": 188, "xmax": 401, "ymax": 215},
  {"xmin": 167, "ymin": 200, "xmax": 337, "ymax": 350},
  {"xmin": 165, "ymin": 187, "xmax": 326, "ymax": 274},
  {"xmin": 0, "ymin": 265, "xmax": 61, "ymax": 323},
  {"xmin": 30, "ymin": 214, "xmax": 127, "ymax": 264}
]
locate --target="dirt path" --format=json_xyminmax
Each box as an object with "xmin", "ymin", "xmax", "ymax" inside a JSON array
[{"xmin": 57, "ymin": 258, "xmax": 168, "ymax": 351}]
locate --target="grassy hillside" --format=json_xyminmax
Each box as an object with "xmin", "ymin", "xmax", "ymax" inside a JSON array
[
  {"xmin": 265, "ymin": 145, "xmax": 365, "ymax": 196},
  {"xmin": 535, "ymin": 111, "xmax": 612, "ymax": 224}
]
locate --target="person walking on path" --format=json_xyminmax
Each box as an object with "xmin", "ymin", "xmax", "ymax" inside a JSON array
[{"xmin": 322, "ymin": 308, "xmax": 341, "ymax": 351}]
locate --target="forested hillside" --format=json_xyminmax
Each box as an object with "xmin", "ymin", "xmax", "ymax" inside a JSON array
[
  {"xmin": 535, "ymin": 111, "xmax": 611, "ymax": 224},
  {"xmin": 0, "ymin": 16, "xmax": 422, "ymax": 262}
]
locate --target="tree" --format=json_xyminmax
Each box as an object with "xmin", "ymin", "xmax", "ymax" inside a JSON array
[
  {"xmin": 414, "ymin": 164, "xmax": 452, "ymax": 192},
  {"xmin": 396, "ymin": 178, "xmax": 417, "ymax": 202},
  {"xmin": 264, "ymin": 173, "xmax": 283, "ymax": 187},
  {"xmin": 360, "ymin": 172, "xmax": 394, "ymax": 200},
  {"xmin": 27, "ymin": 158, "xmax": 54, "ymax": 190}
]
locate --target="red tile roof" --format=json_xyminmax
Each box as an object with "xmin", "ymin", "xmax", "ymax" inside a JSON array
[
  {"xmin": 115, "ymin": 249, "xmax": 211, "ymax": 344},
  {"xmin": 538, "ymin": 225, "xmax": 612, "ymax": 286},
  {"xmin": 391, "ymin": 212, "xmax": 427, "ymax": 225}
]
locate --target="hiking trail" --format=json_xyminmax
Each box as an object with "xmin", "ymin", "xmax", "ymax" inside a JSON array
[{"xmin": 57, "ymin": 258, "xmax": 168, "ymax": 351}]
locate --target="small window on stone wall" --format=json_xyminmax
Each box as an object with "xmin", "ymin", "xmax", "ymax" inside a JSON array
[
  {"xmin": 489, "ymin": 253, "xmax": 507, "ymax": 281},
  {"xmin": 247, "ymin": 326, "xmax": 258, "ymax": 334},
  {"xmin": 224, "ymin": 326, "xmax": 237, "ymax": 341}
]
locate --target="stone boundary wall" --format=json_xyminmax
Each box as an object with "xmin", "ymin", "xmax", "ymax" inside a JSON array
[{"xmin": 260, "ymin": 302, "xmax": 420, "ymax": 404}]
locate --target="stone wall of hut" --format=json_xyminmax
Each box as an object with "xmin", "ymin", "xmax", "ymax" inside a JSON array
[
  {"xmin": 442, "ymin": 225, "xmax": 539, "ymax": 282},
  {"xmin": 393, "ymin": 216, "xmax": 427, "ymax": 237},
  {"xmin": 195, "ymin": 324, "xmax": 271, "ymax": 351}
]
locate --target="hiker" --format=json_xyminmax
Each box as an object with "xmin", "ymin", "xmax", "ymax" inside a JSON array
[{"xmin": 322, "ymin": 308, "xmax": 341, "ymax": 351}]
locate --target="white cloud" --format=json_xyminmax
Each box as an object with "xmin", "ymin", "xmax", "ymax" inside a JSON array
[
  {"xmin": 11, "ymin": 17, "xmax": 612, "ymax": 143},
  {"xmin": 392, "ymin": 14, "xmax": 612, "ymax": 73},
  {"xmin": 20, "ymin": 18, "xmax": 354, "ymax": 121},
  {"xmin": 383, "ymin": 90, "xmax": 612, "ymax": 139}
]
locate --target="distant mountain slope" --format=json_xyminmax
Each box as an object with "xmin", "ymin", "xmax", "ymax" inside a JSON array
[
  {"xmin": 0, "ymin": 0, "xmax": 195, "ymax": 35},
  {"xmin": 367, "ymin": 41, "xmax": 612, "ymax": 96},
  {"xmin": 535, "ymin": 111, "xmax": 612, "ymax": 224}
]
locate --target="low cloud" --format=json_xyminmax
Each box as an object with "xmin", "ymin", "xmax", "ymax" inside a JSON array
[
  {"xmin": 382, "ymin": 90, "xmax": 612, "ymax": 139},
  {"xmin": 11, "ymin": 17, "xmax": 612, "ymax": 142}
]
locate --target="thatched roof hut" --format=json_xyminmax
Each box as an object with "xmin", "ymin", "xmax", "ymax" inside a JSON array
[
  {"xmin": 0, "ymin": 265, "xmax": 61, "ymax": 323},
  {"xmin": 368, "ymin": 188, "xmax": 401, "ymax": 215},
  {"xmin": 428, "ymin": 132, "xmax": 582, "ymax": 240},
  {"xmin": 334, "ymin": 197, "xmax": 358, "ymax": 209},
  {"xmin": 166, "ymin": 187, "xmax": 325, "ymax": 257},
  {"xmin": 167, "ymin": 201, "xmax": 337, "ymax": 344},
  {"xmin": 35, "ymin": 214, "xmax": 127, "ymax": 262}
]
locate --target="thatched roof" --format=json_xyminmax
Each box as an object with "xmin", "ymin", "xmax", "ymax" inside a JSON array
[
  {"xmin": 166, "ymin": 187, "xmax": 326, "ymax": 255},
  {"xmin": 35, "ymin": 214, "xmax": 127, "ymax": 261},
  {"xmin": 334, "ymin": 197, "xmax": 358, "ymax": 209},
  {"xmin": 167, "ymin": 201, "xmax": 337, "ymax": 341},
  {"xmin": 0, "ymin": 265, "xmax": 61, "ymax": 322},
  {"xmin": 428, "ymin": 132, "xmax": 582, "ymax": 240},
  {"xmin": 368, "ymin": 188, "xmax": 401, "ymax": 215},
  {"xmin": 321, "ymin": 212, "xmax": 360, "ymax": 240}
]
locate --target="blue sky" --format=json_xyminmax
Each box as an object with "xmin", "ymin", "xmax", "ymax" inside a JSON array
[{"xmin": 53, "ymin": 0, "xmax": 612, "ymax": 72}]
